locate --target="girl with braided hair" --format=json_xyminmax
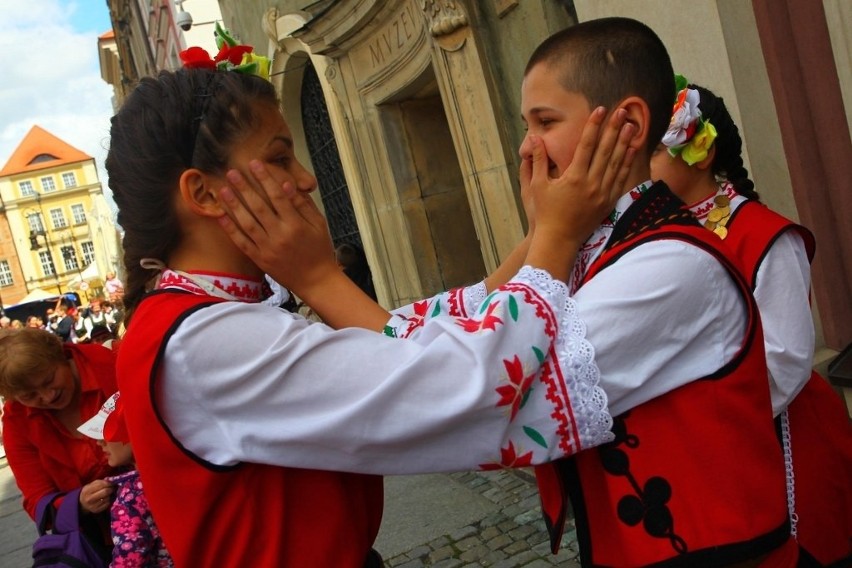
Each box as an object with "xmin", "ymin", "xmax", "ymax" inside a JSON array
[{"xmin": 652, "ymin": 81, "xmax": 852, "ymax": 567}]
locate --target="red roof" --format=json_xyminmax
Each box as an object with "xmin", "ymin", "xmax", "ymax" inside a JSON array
[{"xmin": 0, "ymin": 125, "xmax": 92, "ymax": 177}]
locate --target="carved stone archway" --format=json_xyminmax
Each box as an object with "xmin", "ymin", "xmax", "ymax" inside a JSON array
[{"xmin": 266, "ymin": 0, "xmax": 523, "ymax": 305}]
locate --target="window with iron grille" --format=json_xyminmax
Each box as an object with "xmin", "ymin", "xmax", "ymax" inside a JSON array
[{"xmin": 300, "ymin": 63, "xmax": 362, "ymax": 249}]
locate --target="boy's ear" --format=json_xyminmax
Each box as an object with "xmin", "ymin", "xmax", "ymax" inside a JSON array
[
  {"xmin": 178, "ymin": 168, "xmax": 225, "ymax": 218},
  {"xmin": 618, "ymin": 96, "xmax": 652, "ymax": 152}
]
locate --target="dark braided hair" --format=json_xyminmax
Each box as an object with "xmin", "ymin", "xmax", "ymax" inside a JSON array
[
  {"xmin": 691, "ymin": 84, "xmax": 761, "ymax": 202},
  {"xmin": 106, "ymin": 68, "xmax": 278, "ymax": 324}
]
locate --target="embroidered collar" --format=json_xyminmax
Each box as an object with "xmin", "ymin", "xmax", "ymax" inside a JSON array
[
  {"xmin": 157, "ymin": 269, "xmax": 264, "ymax": 302},
  {"xmin": 568, "ymin": 180, "xmax": 652, "ymax": 294}
]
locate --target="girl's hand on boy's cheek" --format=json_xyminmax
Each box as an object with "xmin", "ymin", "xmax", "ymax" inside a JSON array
[{"xmin": 529, "ymin": 106, "xmax": 635, "ymax": 247}]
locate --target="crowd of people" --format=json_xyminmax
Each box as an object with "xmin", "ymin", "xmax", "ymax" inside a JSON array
[
  {"xmin": 0, "ymin": 15, "xmax": 849, "ymax": 568},
  {"xmin": 0, "ymin": 298, "xmax": 124, "ymax": 345}
]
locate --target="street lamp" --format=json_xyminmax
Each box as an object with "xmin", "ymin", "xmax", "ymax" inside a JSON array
[
  {"xmin": 59, "ymin": 229, "xmax": 87, "ymax": 300},
  {"xmin": 29, "ymin": 229, "xmax": 46, "ymax": 250},
  {"xmin": 24, "ymin": 192, "xmax": 62, "ymax": 294}
]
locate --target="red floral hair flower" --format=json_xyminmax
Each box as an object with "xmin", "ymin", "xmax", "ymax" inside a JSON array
[
  {"xmin": 177, "ymin": 23, "xmax": 272, "ymax": 81},
  {"xmin": 179, "ymin": 46, "xmax": 216, "ymax": 70},
  {"xmin": 216, "ymin": 43, "xmax": 254, "ymax": 66}
]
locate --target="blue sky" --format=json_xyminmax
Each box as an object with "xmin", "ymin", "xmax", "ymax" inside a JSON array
[
  {"xmin": 68, "ymin": 2, "xmax": 112, "ymax": 35},
  {"xmin": 0, "ymin": 0, "xmax": 116, "ymax": 206}
]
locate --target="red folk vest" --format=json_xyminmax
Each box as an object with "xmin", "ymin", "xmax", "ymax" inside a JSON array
[
  {"xmin": 116, "ymin": 291, "xmax": 384, "ymax": 568},
  {"xmin": 722, "ymin": 200, "xmax": 815, "ymax": 287},
  {"xmin": 725, "ymin": 201, "xmax": 852, "ymax": 566},
  {"xmin": 535, "ymin": 185, "xmax": 794, "ymax": 567}
]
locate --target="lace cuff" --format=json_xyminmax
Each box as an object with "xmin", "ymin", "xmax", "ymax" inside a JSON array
[
  {"xmin": 462, "ymin": 281, "xmax": 488, "ymax": 315},
  {"xmin": 514, "ymin": 265, "xmax": 614, "ymax": 451}
]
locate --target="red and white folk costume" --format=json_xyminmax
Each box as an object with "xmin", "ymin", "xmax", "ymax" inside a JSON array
[
  {"xmin": 535, "ymin": 182, "xmax": 797, "ymax": 567},
  {"xmin": 691, "ymin": 184, "xmax": 852, "ymax": 567},
  {"xmin": 690, "ymin": 182, "xmax": 816, "ymax": 415},
  {"xmin": 117, "ymin": 265, "xmax": 614, "ymax": 567}
]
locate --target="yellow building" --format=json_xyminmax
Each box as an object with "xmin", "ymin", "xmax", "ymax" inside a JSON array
[{"xmin": 0, "ymin": 126, "xmax": 121, "ymax": 305}]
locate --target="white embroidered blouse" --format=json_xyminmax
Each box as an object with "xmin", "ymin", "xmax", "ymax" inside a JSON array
[
  {"xmin": 155, "ymin": 180, "xmax": 753, "ymax": 474},
  {"xmin": 688, "ymin": 184, "xmax": 814, "ymax": 415},
  {"xmin": 155, "ymin": 265, "xmax": 613, "ymax": 474}
]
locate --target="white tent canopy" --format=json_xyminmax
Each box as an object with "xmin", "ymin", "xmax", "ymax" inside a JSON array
[
  {"xmin": 67, "ymin": 262, "xmax": 101, "ymax": 290},
  {"xmin": 16, "ymin": 288, "xmax": 59, "ymax": 304}
]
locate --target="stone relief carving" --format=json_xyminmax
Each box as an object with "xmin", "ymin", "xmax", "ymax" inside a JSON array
[
  {"xmin": 262, "ymin": 7, "xmax": 279, "ymax": 44},
  {"xmin": 420, "ymin": 0, "xmax": 468, "ymax": 37}
]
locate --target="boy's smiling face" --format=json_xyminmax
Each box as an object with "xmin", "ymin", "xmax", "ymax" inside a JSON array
[{"xmin": 520, "ymin": 62, "xmax": 593, "ymax": 177}]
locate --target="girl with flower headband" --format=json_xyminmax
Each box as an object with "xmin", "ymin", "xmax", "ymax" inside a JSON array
[
  {"xmin": 106, "ymin": 24, "xmax": 635, "ymax": 567},
  {"xmin": 652, "ymin": 81, "xmax": 852, "ymax": 566}
]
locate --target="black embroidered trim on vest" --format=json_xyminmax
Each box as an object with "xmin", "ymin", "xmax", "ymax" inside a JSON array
[
  {"xmin": 602, "ymin": 414, "xmax": 688, "ymax": 554},
  {"xmin": 604, "ymin": 182, "xmax": 698, "ymax": 253}
]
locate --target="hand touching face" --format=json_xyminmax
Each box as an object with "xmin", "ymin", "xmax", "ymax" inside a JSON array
[{"xmin": 520, "ymin": 63, "xmax": 595, "ymax": 180}]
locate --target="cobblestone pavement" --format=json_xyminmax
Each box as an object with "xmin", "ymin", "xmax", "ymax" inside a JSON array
[
  {"xmin": 2, "ymin": 454, "xmax": 580, "ymax": 567},
  {"xmin": 383, "ymin": 469, "xmax": 580, "ymax": 567}
]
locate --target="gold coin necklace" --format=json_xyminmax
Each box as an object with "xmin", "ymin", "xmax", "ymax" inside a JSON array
[{"xmin": 703, "ymin": 194, "xmax": 732, "ymax": 239}]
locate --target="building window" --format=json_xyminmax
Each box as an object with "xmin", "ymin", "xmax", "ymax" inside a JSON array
[
  {"xmin": 71, "ymin": 204, "xmax": 87, "ymax": 225},
  {"xmin": 81, "ymin": 241, "xmax": 96, "ymax": 266},
  {"xmin": 61, "ymin": 246, "xmax": 79, "ymax": 271},
  {"xmin": 0, "ymin": 260, "xmax": 13, "ymax": 286},
  {"xmin": 19, "ymin": 180, "xmax": 35, "ymax": 197},
  {"xmin": 27, "ymin": 213, "xmax": 44, "ymax": 233},
  {"xmin": 39, "ymin": 250, "xmax": 56, "ymax": 276},
  {"xmin": 50, "ymin": 208, "xmax": 67, "ymax": 229},
  {"xmin": 41, "ymin": 176, "xmax": 56, "ymax": 192},
  {"xmin": 62, "ymin": 172, "xmax": 77, "ymax": 188}
]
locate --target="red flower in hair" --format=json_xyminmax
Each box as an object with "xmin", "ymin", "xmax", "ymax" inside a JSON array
[
  {"xmin": 179, "ymin": 46, "xmax": 216, "ymax": 70},
  {"xmin": 179, "ymin": 23, "xmax": 272, "ymax": 80},
  {"xmin": 215, "ymin": 43, "xmax": 253, "ymax": 66}
]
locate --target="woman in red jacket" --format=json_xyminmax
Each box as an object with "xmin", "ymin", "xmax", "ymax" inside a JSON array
[{"xmin": 0, "ymin": 328, "xmax": 119, "ymax": 523}]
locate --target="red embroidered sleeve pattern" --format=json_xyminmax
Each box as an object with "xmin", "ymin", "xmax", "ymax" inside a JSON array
[
  {"xmin": 445, "ymin": 286, "xmax": 468, "ymax": 317},
  {"xmin": 495, "ymin": 355, "xmax": 538, "ymax": 420},
  {"xmin": 480, "ymin": 441, "xmax": 535, "ymax": 470},
  {"xmin": 388, "ymin": 266, "xmax": 612, "ymax": 466}
]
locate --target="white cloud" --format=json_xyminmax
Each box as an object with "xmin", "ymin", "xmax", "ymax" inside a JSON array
[{"xmin": 0, "ymin": 0, "xmax": 115, "ymax": 209}]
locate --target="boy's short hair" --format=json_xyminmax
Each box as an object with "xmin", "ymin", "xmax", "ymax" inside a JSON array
[{"xmin": 525, "ymin": 17, "xmax": 675, "ymax": 152}]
